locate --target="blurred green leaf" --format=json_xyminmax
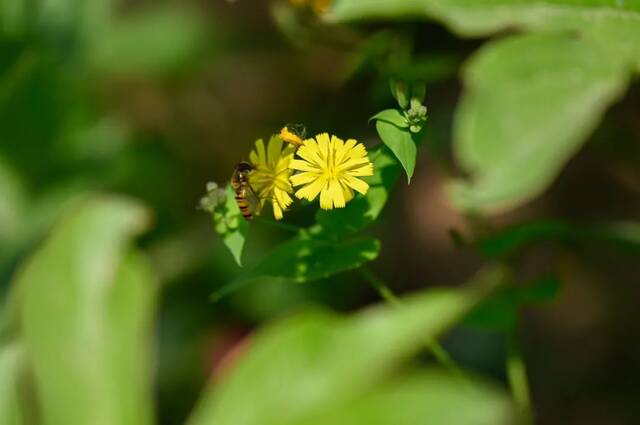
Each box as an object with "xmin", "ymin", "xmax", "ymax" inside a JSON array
[
  {"xmin": 17, "ymin": 196, "xmax": 156, "ymax": 425},
  {"xmin": 0, "ymin": 0, "xmax": 29, "ymax": 36},
  {"xmin": 0, "ymin": 156, "xmax": 26, "ymax": 247},
  {"xmin": 0, "ymin": 343, "xmax": 24, "ymax": 425},
  {"xmin": 0, "ymin": 182, "xmax": 90, "ymax": 280},
  {"xmin": 88, "ymin": 8, "xmax": 205, "ymax": 75},
  {"xmin": 449, "ymin": 32, "xmax": 629, "ymax": 213},
  {"xmin": 214, "ymin": 234, "xmax": 380, "ymax": 299},
  {"xmin": 191, "ymin": 266, "xmax": 509, "ymax": 425},
  {"xmin": 315, "ymin": 147, "xmax": 401, "ymax": 235},
  {"xmin": 35, "ymin": 0, "xmax": 112, "ymax": 49},
  {"xmin": 479, "ymin": 220, "xmax": 640, "ymax": 258},
  {"xmin": 298, "ymin": 370, "xmax": 512, "ymax": 425},
  {"xmin": 330, "ymin": 0, "xmax": 640, "ymax": 49},
  {"xmin": 375, "ymin": 120, "xmax": 418, "ymax": 183},
  {"xmin": 464, "ymin": 277, "xmax": 561, "ymax": 330}
]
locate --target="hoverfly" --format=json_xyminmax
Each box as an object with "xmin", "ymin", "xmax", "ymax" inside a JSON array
[{"xmin": 231, "ymin": 161, "xmax": 261, "ymax": 221}]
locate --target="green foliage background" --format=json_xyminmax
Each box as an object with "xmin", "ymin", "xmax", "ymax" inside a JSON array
[{"xmin": 1, "ymin": 0, "xmax": 639, "ymax": 424}]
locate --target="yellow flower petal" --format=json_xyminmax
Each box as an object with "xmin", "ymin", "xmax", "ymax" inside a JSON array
[
  {"xmin": 342, "ymin": 174, "xmax": 369, "ymax": 195},
  {"xmin": 295, "ymin": 175, "xmax": 326, "ymax": 201},
  {"xmin": 248, "ymin": 135, "xmax": 295, "ymax": 220},
  {"xmin": 328, "ymin": 179, "xmax": 345, "ymax": 208},
  {"xmin": 345, "ymin": 163, "xmax": 374, "ymax": 177},
  {"xmin": 290, "ymin": 171, "xmax": 320, "ymax": 186},
  {"xmin": 290, "ymin": 159, "xmax": 319, "ymax": 173},
  {"xmin": 287, "ymin": 133, "xmax": 373, "ymax": 210}
]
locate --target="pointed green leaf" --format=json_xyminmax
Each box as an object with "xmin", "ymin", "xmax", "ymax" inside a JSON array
[
  {"xmin": 221, "ymin": 185, "xmax": 249, "ymax": 267},
  {"xmin": 191, "ymin": 266, "xmax": 509, "ymax": 425},
  {"xmin": 0, "ymin": 343, "xmax": 24, "ymax": 425},
  {"xmin": 213, "ymin": 234, "xmax": 380, "ymax": 299},
  {"xmin": 297, "ymin": 370, "xmax": 513, "ymax": 425},
  {"xmin": 370, "ymin": 109, "xmax": 409, "ymax": 128},
  {"xmin": 376, "ymin": 120, "xmax": 418, "ymax": 183},
  {"xmin": 17, "ymin": 197, "xmax": 156, "ymax": 425}
]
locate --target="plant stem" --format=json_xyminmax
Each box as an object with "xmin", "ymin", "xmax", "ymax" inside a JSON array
[
  {"xmin": 507, "ymin": 330, "xmax": 533, "ymax": 424},
  {"xmin": 358, "ymin": 267, "xmax": 467, "ymax": 381}
]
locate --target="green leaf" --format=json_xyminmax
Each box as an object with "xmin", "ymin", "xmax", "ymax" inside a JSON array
[
  {"xmin": 219, "ymin": 185, "xmax": 249, "ymax": 267},
  {"xmin": 0, "ymin": 181, "xmax": 89, "ymax": 280},
  {"xmin": 88, "ymin": 8, "xmax": 205, "ymax": 75},
  {"xmin": 297, "ymin": 370, "xmax": 512, "ymax": 425},
  {"xmin": 315, "ymin": 147, "xmax": 401, "ymax": 235},
  {"xmin": 449, "ymin": 32, "xmax": 629, "ymax": 213},
  {"xmin": 479, "ymin": 220, "xmax": 640, "ymax": 258},
  {"xmin": 376, "ymin": 120, "xmax": 418, "ymax": 183},
  {"xmin": 0, "ymin": 156, "xmax": 26, "ymax": 247},
  {"xmin": 213, "ymin": 234, "xmax": 380, "ymax": 299},
  {"xmin": 0, "ymin": 343, "xmax": 24, "ymax": 425},
  {"xmin": 370, "ymin": 109, "xmax": 409, "ymax": 128},
  {"xmin": 190, "ymin": 266, "xmax": 509, "ymax": 425},
  {"xmin": 464, "ymin": 277, "xmax": 561, "ymax": 330},
  {"xmin": 0, "ymin": 0, "xmax": 29, "ymax": 36},
  {"xmin": 17, "ymin": 197, "xmax": 156, "ymax": 425},
  {"xmin": 330, "ymin": 0, "xmax": 640, "ymax": 55}
]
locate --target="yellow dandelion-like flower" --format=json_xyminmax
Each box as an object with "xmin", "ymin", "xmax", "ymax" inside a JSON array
[
  {"xmin": 289, "ymin": 133, "xmax": 374, "ymax": 210},
  {"xmin": 249, "ymin": 135, "xmax": 295, "ymax": 220}
]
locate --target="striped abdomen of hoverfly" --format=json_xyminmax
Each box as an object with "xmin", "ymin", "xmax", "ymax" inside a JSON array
[{"xmin": 231, "ymin": 162, "xmax": 259, "ymax": 221}]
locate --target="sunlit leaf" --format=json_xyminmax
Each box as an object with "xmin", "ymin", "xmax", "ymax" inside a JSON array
[
  {"xmin": 330, "ymin": 0, "xmax": 640, "ymax": 58},
  {"xmin": 370, "ymin": 109, "xmax": 408, "ymax": 128},
  {"xmin": 190, "ymin": 266, "xmax": 510, "ymax": 425},
  {"xmin": 449, "ymin": 33, "xmax": 629, "ymax": 212},
  {"xmin": 375, "ymin": 120, "xmax": 418, "ymax": 183},
  {"xmin": 213, "ymin": 234, "xmax": 380, "ymax": 299},
  {"xmin": 17, "ymin": 197, "xmax": 156, "ymax": 425},
  {"xmin": 219, "ymin": 185, "xmax": 249, "ymax": 267},
  {"xmin": 0, "ymin": 343, "xmax": 24, "ymax": 425},
  {"xmin": 297, "ymin": 370, "xmax": 512, "ymax": 425}
]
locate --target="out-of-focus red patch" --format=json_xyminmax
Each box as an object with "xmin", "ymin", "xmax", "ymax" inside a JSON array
[{"xmin": 202, "ymin": 328, "xmax": 253, "ymax": 380}]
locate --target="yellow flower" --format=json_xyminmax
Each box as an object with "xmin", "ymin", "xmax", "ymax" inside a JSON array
[
  {"xmin": 279, "ymin": 126, "xmax": 304, "ymax": 147},
  {"xmin": 289, "ymin": 133, "xmax": 374, "ymax": 210},
  {"xmin": 249, "ymin": 135, "xmax": 295, "ymax": 220}
]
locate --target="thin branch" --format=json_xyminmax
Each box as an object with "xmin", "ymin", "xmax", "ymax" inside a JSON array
[
  {"xmin": 507, "ymin": 329, "xmax": 534, "ymax": 425},
  {"xmin": 358, "ymin": 267, "xmax": 468, "ymax": 381}
]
